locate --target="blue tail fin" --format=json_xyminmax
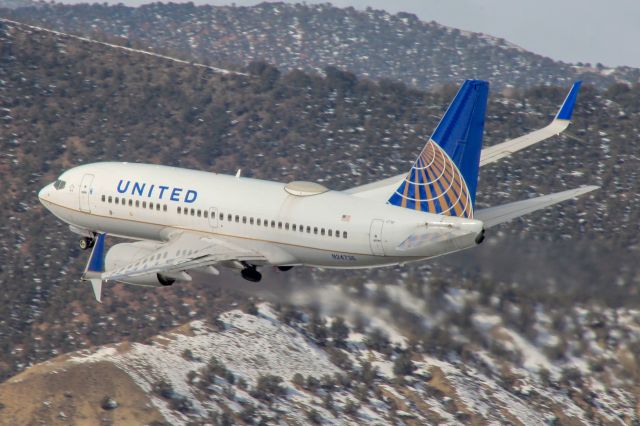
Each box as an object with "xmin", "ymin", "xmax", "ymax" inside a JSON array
[{"xmin": 388, "ymin": 80, "xmax": 489, "ymax": 218}]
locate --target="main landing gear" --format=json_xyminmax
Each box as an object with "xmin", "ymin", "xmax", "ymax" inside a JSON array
[
  {"xmin": 79, "ymin": 236, "xmax": 95, "ymax": 251},
  {"xmin": 240, "ymin": 263, "xmax": 262, "ymax": 283}
]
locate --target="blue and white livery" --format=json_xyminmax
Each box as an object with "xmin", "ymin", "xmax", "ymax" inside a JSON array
[{"xmin": 38, "ymin": 80, "xmax": 596, "ymax": 302}]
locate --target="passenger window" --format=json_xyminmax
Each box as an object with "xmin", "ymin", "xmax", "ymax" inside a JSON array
[
  {"xmin": 343, "ymin": 231, "xmax": 348, "ymax": 239},
  {"xmin": 129, "ymin": 199, "xmax": 133, "ymax": 207},
  {"xmin": 257, "ymin": 218, "xmax": 261, "ymax": 226},
  {"xmin": 101, "ymin": 195, "xmax": 105, "ymax": 202},
  {"xmin": 265, "ymin": 219, "xmax": 269, "ymax": 227},
  {"xmin": 163, "ymin": 205, "xmax": 167, "ymax": 212},
  {"xmin": 271, "ymin": 220, "xmax": 276, "ymax": 228},
  {"xmin": 108, "ymin": 196, "xmax": 112, "ymax": 203},
  {"xmin": 122, "ymin": 198, "xmax": 126, "ymax": 206},
  {"xmin": 184, "ymin": 208, "xmax": 188, "ymax": 215},
  {"xmin": 278, "ymin": 222, "xmax": 282, "ymax": 229},
  {"xmin": 142, "ymin": 201, "xmax": 147, "ymax": 208},
  {"xmin": 235, "ymin": 215, "xmax": 239, "ymax": 223},
  {"xmin": 285, "ymin": 223, "xmax": 290, "ymax": 230},
  {"xmin": 314, "ymin": 227, "xmax": 318, "ymax": 235},
  {"xmin": 228, "ymin": 214, "xmax": 232, "ymax": 221},
  {"xmin": 328, "ymin": 229, "xmax": 332, "ymax": 237},
  {"xmin": 191, "ymin": 209, "xmax": 195, "ymax": 216},
  {"xmin": 219, "ymin": 213, "xmax": 224, "ymax": 221},
  {"xmin": 156, "ymin": 204, "xmax": 160, "ymax": 211},
  {"xmin": 197, "ymin": 210, "xmax": 202, "ymax": 217},
  {"xmin": 292, "ymin": 224, "xmax": 296, "ymax": 231},
  {"xmin": 242, "ymin": 216, "xmax": 247, "ymax": 224},
  {"xmin": 250, "ymin": 217, "xmax": 254, "ymax": 225},
  {"xmin": 115, "ymin": 197, "xmax": 119, "ymax": 204},
  {"xmin": 204, "ymin": 211, "xmax": 208, "ymax": 218},
  {"xmin": 178, "ymin": 207, "xmax": 182, "ymax": 214},
  {"xmin": 135, "ymin": 200, "xmax": 139, "ymax": 207},
  {"xmin": 306, "ymin": 226, "xmax": 311, "ymax": 233},
  {"xmin": 300, "ymin": 225, "xmax": 304, "ymax": 232},
  {"xmin": 321, "ymin": 228, "xmax": 325, "ymax": 236},
  {"xmin": 336, "ymin": 230, "xmax": 340, "ymax": 238},
  {"xmin": 149, "ymin": 202, "xmax": 153, "ymax": 209}
]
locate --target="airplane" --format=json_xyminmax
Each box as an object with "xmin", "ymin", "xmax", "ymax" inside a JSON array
[{"xmin": 38, "ymin": 79, "xmax": 597, "ymax": 302}]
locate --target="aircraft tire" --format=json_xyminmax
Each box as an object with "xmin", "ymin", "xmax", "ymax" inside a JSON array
[{"xmin": 79, "ymin": 237, "xmax": 94, "ymax": 250}]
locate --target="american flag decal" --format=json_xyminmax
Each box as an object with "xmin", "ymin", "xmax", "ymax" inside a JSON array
[{"xmin": 341, "ymin": 214, "xmax": 351, "ymax": 222}]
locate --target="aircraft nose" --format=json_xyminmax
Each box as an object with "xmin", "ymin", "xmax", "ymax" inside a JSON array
[{"xmin": 38, "ymin": 184, "xmax": 51, "ymax": 203}]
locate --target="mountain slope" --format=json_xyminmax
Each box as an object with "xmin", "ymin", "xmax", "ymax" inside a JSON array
[
  {"xmin": 0, "ymin": 303, "xmax": 637, "ymax": 425},
  {"xmin": 0, "ymin": 12, "xmax": 639, "ymax": 401},
  {"xmin": 4, "ymin": 2, "xmax": 640, "ymax": 90}
]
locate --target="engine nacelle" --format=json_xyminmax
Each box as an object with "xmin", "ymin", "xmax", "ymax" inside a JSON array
[{"xmin": 105, "ymin": 241, "xmax": 181, "ymax": 287}]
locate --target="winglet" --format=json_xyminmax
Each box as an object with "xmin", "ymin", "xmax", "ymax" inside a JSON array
[
  {"xmin": 86, "ymin": 233, "xmax": 106, "ymax": 273},
  {"xmin": 83, "ymin": 233, "xmax": 106, "ymax": 302},
  {"xmin": 555, "ymin": 81, "xmax": 582, "ymax": 121},
  {"xmin": 89, "ymin": 279, "xmax": 103, "ymax": 303}
]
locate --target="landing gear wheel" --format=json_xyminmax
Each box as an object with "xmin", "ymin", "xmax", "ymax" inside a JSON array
[
  {"xmin": 79, "ymin": 237, "xmax": 95, "ymax": 251},
  {"xmin": 241, "ymin": 266, "xmax": 262, "ymax": 283}
]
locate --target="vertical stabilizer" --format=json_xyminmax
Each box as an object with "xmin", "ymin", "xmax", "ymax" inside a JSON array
[{"xmin": 388, "ymin": 80, "xmax": 489, "ymax": 217}]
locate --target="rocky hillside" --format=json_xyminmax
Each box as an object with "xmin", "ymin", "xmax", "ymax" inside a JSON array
[
  {"xmin": 0, "ymin": 0, "xmax": 39, "ymax": 9},
  {"xmin": 0, "ymin": 12, "xmax": 639, "ymax": 420},
  {"xmin": 1, "ymin": 302, "xmax": 638, "ymax": 425},
  {"xmin": 3, "ymin": 2, "xmax": 640, "ymax": 90}
]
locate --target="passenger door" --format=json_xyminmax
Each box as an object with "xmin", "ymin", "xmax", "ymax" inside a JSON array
[
  {"xmin": 369, "ymin": 219, "xmax": 385, "ymax": 256},
  {"xmin": 79, "ymin": 174, "xmax": 94, "ymax": 213}
]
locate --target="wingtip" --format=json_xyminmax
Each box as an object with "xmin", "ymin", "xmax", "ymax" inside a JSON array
[
  {"xmin": 90, "ymin": 278, "xmax": 102, "ymax": 303},
  {"xmin": 555, "ymin": 81, "xmax": 582, "ymax": 121}
]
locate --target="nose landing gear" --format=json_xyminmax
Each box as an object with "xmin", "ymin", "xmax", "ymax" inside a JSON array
[{"xmin": 79, "ymin": 237, "xmax": 95, "ymax": 250}]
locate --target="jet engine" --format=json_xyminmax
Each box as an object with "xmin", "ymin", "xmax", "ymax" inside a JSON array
[{"xmin": 105, "ymin": 241, "xmax": 190, "ymax": 287}]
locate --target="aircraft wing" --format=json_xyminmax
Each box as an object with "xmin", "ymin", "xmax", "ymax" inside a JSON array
[
  {"xmin": 474, "ymin": 185, "xmax": 598, "ymax": 228},
  {"xmin": 101, "ymin": 232, "xmax": 263, "ymax": 282},
  {"xmin": 479, "ymin": 81, "xmax": 581, "ymax": 167},
  {"xmin": 344, "ymin": 81, "xmax": 582, "ymax": 200}
]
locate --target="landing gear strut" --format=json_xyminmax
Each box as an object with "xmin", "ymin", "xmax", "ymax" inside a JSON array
[
  {"xmin": 79, "ymin": 237, "xmax": 95, "ymax": 250},
  {"xmin": 241, "ymin": 263, "xmax": 262, "ymax": 282}
]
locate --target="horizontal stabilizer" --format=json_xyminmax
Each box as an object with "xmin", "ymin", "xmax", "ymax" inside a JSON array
[{"xmin": 475, "ymin": 185, "xmax": 598, "ymax": 228}]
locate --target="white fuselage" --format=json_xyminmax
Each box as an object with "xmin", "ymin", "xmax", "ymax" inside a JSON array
[{"xmin": 38, "ymin": 162, "xmax": 484, "ymax": 269}]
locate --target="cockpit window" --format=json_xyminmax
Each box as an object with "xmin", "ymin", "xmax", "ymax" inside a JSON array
[{"xmin": 53, "ymin": 179, "xmax": 66, "ymax": 190}]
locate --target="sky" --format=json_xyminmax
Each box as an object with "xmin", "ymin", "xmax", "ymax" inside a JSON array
[{"xmin": 60, "ymin": 0, "xmax": 640, "ymax": 68}]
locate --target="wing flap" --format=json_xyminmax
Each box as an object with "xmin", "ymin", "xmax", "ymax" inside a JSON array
[
  {"xmin": 102, "ymin": 232, "xmax": 263, "ymax": 282},
  {"xmin": 475, "ymin": 185, "xmax": 598, "ymax": 228}
]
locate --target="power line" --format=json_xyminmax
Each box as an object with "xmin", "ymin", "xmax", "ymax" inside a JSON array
[{"xmin": 0, "ymin": 17, "xmax": 248, "ymax": 77}]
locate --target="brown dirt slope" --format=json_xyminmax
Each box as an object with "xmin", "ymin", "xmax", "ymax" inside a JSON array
[{"xmin": 0, "ymin": 359, "xmax": 164, "ymax": 426}]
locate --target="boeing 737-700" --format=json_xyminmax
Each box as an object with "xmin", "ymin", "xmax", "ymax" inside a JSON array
[{"xmin": 38, "ymin": 80, "xmax": 597, "ymax": 301}]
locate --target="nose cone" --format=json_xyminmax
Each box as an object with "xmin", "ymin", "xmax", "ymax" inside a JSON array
[{"xmin": 38, "ymin": 184, "xmax": 51, "ymax": 204}]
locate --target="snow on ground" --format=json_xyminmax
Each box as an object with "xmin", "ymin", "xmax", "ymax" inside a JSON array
[
  {"xmin": 70, "ymin": 305, "xmax": 341, "ymax": 424},
  {"xmin": 498, "ymin": 328, "xmax": 557, "ymax": 374},
  {"xmin": 424, "ymin": 356, "xmax": 548, "ymax": 426}
]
